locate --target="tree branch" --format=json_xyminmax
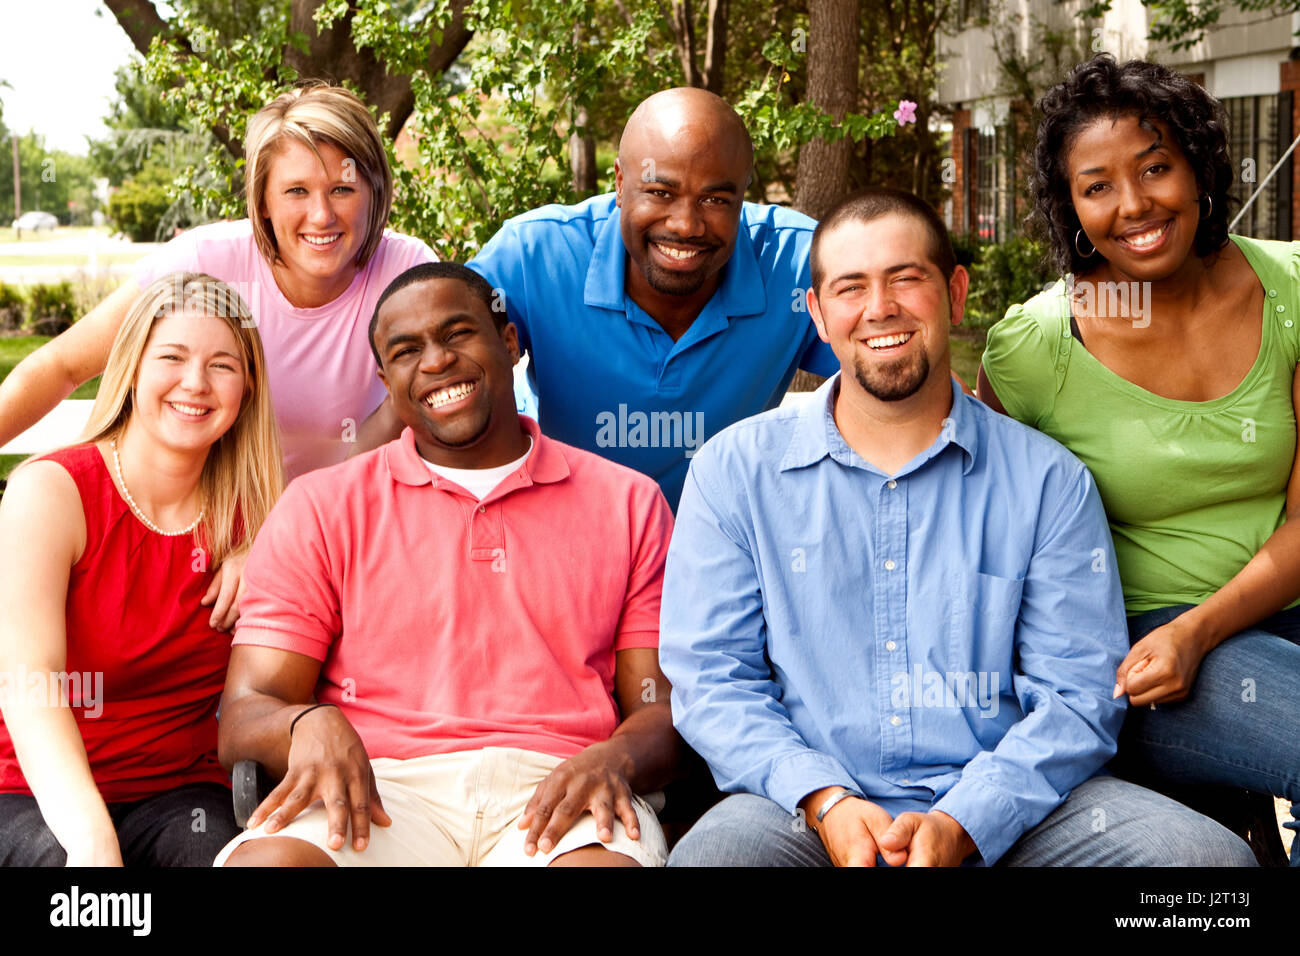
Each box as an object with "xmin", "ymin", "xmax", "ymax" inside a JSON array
[{"xmin": 103, "ymin": 0, "xmax": 181, "ymax": 57}]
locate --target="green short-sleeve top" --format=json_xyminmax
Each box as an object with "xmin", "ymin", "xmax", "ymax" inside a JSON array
[{"xmin": 982, "ymin": 235, "xmax": 1300, "ymax": 614}]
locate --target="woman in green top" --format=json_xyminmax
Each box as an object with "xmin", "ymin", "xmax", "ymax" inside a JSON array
[{"xmin": 978, "ymin": 54, "xmax": 1300, "ymax": 864}]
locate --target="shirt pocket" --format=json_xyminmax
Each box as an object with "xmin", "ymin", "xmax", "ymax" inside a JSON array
[{"xmin": 948, "ymin": 571, "xmax": 1024, "ymax": 678}]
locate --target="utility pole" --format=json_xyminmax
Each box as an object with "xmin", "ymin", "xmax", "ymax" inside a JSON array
[{"xmin": 11, "ymin": 135, "xmax": 20, "ymax": 222}]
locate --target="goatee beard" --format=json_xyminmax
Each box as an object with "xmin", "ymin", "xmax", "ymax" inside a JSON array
[{"xmin": 852, "ymin": 351, "xmax": 930, "ymax": 402}]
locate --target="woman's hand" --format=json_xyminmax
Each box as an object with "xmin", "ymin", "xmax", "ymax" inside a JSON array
[
  {"xmin": 1114, "ymin": 611, "xmax": 1212, "ymax": 706},
  {"xmin": 202, "ymin": 548, "xmax": 249, "ymax": 632},
  {"xmin": 62, "ymin": 828, "xmax": 124, "ymax": 867}
]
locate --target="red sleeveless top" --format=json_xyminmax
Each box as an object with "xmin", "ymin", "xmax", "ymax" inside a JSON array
[{"xmin": 0, "ymin": 444, "xmax": 232, "ymax": 801}]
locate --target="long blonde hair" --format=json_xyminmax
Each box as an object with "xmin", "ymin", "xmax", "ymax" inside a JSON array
[
  {"xmin": 244, "ymin": 81, "xmax": 393, "ymax": 270},
  {"xmin": 77, "ymin": 273, "xmax": 284, "ymax": 564}
]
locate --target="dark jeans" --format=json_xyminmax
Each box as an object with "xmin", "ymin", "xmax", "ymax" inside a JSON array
[
  {"xmin": 0, "ymin": 782, "xmax": 238, "ymax": 867},
  {"xmin": 1112, "ymin": 603, "xmax": 1300, "ymax": 866}
]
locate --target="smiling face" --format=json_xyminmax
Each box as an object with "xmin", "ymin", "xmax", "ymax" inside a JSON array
[
  {"xmin": 374, "ymin": 278, "xmax": 523, "ymax": 467},
  {"xmin": 615, "ymin": 113, "xmax": 750, "ymax": 300},
  {"xmin": 132, "ymin": 309, "xmax": 248, "ymax": 453},
  {"xmin": 259, "ymin": 137, "xmax": 373, "ymax": 307},
  {"xmin": 1066, "ymin": 114, "xmax": 1202, "ymax": 283},
  {"xmin": 808, "ymin": 213, "xmax": 967, "ymax": 405}
]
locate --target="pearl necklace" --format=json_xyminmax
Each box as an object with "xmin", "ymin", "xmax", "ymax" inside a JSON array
[{"xmin": 110, "ymin": 438, "xmax": 204, "ymax": 537}]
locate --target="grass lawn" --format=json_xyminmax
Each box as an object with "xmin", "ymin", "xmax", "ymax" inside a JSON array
[
  {"xmin": 0, "ymin": 336, "xmax": 100, "ymax": 482},
  {"xmin": 0, "ymin": 226, "xmax": 102, "ymax": 244}
]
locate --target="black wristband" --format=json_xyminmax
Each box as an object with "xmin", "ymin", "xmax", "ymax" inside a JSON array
[{"xmin": 289, "ymin": 703, "xmax": 335, "ymax": 739}]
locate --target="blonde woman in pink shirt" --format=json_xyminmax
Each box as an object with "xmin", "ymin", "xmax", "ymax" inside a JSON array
[
  {"xmin": 0, "ymin": 82, "xmax": 437, "ymax": 482},
  {"xmin": 0, "ymin": 82, "xmax": 436, "ymax": 623}
]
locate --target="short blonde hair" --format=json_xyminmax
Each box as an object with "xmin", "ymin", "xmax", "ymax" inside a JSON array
[
  {"xmin": 77, "ymin": 273, "xmax": 284, "ymax": 566},
  {"xmin": 245, "ymin": 81, "xmax": 393, "ymax": 270}
]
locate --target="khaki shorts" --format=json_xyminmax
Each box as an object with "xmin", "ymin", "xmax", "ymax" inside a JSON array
[{"xmin": 213, "ymin": 747, "xmax": 667, "ymax": 867}]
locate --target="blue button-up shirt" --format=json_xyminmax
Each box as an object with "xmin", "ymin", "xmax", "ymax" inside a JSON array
[
  {"xmin": 659, "ymin": 375, "xmax": 1129, "ymax": 864},
  {"xmin": 468, "ymin": 193, "xmax": 837, "ymax": 510}
]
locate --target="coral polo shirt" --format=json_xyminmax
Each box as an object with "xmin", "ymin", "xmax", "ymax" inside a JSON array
[{"xmin": 234, "ymin": 416, "xmax": 673, "ymax": 760}]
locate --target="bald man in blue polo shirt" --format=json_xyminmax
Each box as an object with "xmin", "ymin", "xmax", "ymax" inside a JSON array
[{"xmin": 467, "ymin": 88, "xmax": 836, "ymax": 510}]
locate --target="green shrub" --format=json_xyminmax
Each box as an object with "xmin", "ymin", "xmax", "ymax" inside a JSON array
[
  {"xmin": 0, "ymin": 283, "xmax": 25, "ymax": 332},
  {"xmin": 963, "ymin": 236, "xmax": 1053, "ymax": 330},
  {"xmin": 27, "ymin": 282, "xmax": 77, "ymax": 335},
  {"xmin": 107, "ymin": 163, "xmax": 174, "ymax": 243}
]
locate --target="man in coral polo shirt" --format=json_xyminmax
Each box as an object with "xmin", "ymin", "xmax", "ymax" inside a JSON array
[{"xmin": 214, "ymin": 262, "xmax": 680, "ymax": 867}]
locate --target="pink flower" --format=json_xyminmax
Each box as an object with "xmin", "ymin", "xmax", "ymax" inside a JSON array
[{"xmin": 894, "ymin": 99, "xmax": 917, "ymax": 126}]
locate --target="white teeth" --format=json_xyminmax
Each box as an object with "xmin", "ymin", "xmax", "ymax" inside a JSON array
[
  {"xmin": 867, "ymin": 332, "xmax": 913, "ymax": 349},
  {"xmin": 302, "ymin": 234, "xmax": 340, "ymax": 246},
  {"xmin": 169, "ymin": 402, "xmax": 210, "ymax": 416},
  {"xmin": 654, "ymin": 243, "xmax": 702, "ymax": 260},
  {"xmin": 425, "ymin": 381, "xmax": 475, "ymax": 408},
  {"xmin": 1123, "ymin": 224, "xmax": 1166, "ymax": 248}
]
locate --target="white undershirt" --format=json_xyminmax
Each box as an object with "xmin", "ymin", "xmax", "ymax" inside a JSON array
[{"xmin": 420, "ymin": 437, "xmax": 533, "ymax": 500}]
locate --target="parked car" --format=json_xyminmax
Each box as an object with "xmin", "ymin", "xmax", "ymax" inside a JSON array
[{"xmin": 13, "ymin": 211, "xmax": 58, "ymax": 233}]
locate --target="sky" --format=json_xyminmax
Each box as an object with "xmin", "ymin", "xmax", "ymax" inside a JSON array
[{"xmin": 0, "ymin": 0, "xmax": 142, "ymax": 154}]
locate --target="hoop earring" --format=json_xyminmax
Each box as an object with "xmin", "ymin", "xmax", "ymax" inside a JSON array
[
  {"xmin": 1075, "ymin": 229, "xmax": 1097, "ymax": 259},
  {"xmin": 1199, "ymin": 194, "xmax": 1213, "ymax": 218}
]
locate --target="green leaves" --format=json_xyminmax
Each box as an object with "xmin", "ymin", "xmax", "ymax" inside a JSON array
[{"xmin": 122, "ymin": 0, "xmax": 913, "ymax": 261}]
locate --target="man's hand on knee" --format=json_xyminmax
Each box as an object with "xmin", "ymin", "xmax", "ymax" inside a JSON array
[
  {"xmin": 518, "ymin": 741, "xmax": 640, "ymax": 857},
  {"xmin": 246, "ymin": 705, "xmax": 391, "ymax": 853}
]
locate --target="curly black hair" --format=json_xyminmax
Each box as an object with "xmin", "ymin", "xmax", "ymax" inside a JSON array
[{"xmin": 1032, "ymin": 54, "xmax": 1234, "ymax": 276}]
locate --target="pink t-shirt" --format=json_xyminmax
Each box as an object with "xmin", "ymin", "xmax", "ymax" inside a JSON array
[
  {"xmin": 136, "ymin": 220, "xmax": 437, "ymax": 478},
  {"xmin": 234, "ymin": 416, "xmax": 673, "ymax": 761}
]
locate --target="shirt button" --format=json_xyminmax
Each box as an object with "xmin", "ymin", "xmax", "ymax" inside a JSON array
[
  {"xmin": 1061, "ymin": 328, "xmax": 1070, "ymax": 338},
  {"xmin": 901, "ymin": 778, "xmax": 911, "ymax": 785},
  {"xmin": 884, "ymin": 559, "xmax": 896, "ymax": 571},
  {"xmin": 887, "ymin": 479, "xmax": 897, "ymax": 489},
  {"xmin": 478, "ymin": 505, "xmax": 486, "ymax": 514},
  {"xmin": 1270, "ymin": 289, "xmax": 1279, "ymax": 298},
  {"xmin": 1278, "ymin": 305, "xmax": 1286, "ymax": 313},
  {"xmin": 1287, "ymin": 320, "xmax": 1295, "ymax": 329},
  {"xmin": 889, "ymin": 715, "xmax": 902, "ymax": 727},
  {"xmin": 885, "ymin": 640, "xmax": 897, "ymax": 651}
]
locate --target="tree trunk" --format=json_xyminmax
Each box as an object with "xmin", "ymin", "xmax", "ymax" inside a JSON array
[
  {"xmin": 104, "ymin": 0, "xmax": 473, "ymax": 153},
  {"xmin": 285, "ymin": 0, "xmax": 473, "ymax": 141},
  {"xmin": 665, "ymin": 0, "xmax": 728, "ymax": 91},
  {"xmin": 569, "ymin": 106, "xmax": 598, "ymax": 196},
  {"xmin": 701, "ymin": 0, "xmax": 729, "ymax": 94},
  {"xmin": 671, "ymin": 0, "xmax": 703, "ymax": 87},
  {"xmin": 793, "ymin": 0, "xmax": 861, "ymax": 221}
]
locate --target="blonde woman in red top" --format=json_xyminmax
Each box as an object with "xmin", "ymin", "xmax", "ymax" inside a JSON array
[{"xmin": 0, "ymin": 273, "xmax": 282, "ymax": 866}]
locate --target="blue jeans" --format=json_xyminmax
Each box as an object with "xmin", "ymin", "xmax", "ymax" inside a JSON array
[
  {"xmin": 1115, "ymin": 603, "xmax": 1300, "ymax": 866},
  {"xmin": 668, "ymin": 776, "xmax": 1257, "ymax": 866},
  {"xmin": 0, "ymin": 783, "xmax": 239, "ymax": 867}
]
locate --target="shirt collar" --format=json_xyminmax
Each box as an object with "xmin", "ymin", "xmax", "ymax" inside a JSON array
[
  {"xmin": 583, "ymin": 201, "xmax": 768, "ymax": 318},
  {"xmin": 779, "ymin": 373, "xmax": 977, "ymax": 477},
  {"xmin": 384, "ymin": 414, "xmax": 570, "ymax": 489}
]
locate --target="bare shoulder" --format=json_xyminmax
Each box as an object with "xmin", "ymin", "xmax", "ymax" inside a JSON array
[{"xmin": 0, "ymin": 458, "xmax": 87, "ymax": 565}]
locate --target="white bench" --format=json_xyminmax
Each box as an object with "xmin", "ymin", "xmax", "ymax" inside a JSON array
[{"xmin": 0, "ymin": 400, "xmax": 95, "ymax": 456}]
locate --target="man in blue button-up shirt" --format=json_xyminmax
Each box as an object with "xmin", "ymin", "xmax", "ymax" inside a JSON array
[
  {"xmin": 468, "ymin": 88, "xmax": 837, "ymax": 510},
  {"xmin": 660, "ymin": 188, "xmax": 1255, "ymax": 867}
]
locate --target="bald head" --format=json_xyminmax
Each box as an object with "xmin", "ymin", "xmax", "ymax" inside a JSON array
[
  {"xmin": 614, "ymin": 89, "xmax": 754, "ymax": 303},
  {"xmin": 618, "ymin": 88, "xmax": 754, "ymax": 184}
]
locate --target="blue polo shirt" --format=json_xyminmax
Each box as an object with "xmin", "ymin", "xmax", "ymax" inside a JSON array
[{"xmin": 469, "ymin": 193, "xmax": 837, "ymax": 509}]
